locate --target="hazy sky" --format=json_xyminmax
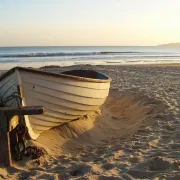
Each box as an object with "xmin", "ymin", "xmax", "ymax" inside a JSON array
[{"xmin": 0, "ymin": 0, "xmax": 180, "ymax": 46}]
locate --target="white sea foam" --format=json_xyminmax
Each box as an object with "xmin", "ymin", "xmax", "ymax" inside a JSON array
[{"xmin": 1, "ymin": 46, "xmax": 180, "ymax": 70}]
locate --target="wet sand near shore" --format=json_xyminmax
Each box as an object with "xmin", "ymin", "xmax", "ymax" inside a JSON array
[{"xmin": 0, "ymin": 64, "xmax": 180, "ymax": 180}]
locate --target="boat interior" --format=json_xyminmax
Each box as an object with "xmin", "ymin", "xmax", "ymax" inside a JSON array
[{"xmin": 61, "ymin": 70, "xmax": 109, "ymax": 80}]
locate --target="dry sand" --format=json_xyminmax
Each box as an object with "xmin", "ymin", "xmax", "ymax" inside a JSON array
[{"xmin": 0, "ymin": 64, "xmax": 180, "ymax": 179}]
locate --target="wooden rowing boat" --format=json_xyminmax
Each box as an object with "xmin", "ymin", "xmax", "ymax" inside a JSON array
[{"xmin": 0, "ymin": 67, "xmax": 111, "ymax": 140}]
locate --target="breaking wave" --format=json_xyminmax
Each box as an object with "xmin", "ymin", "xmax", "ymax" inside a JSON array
[{"xmin": 0, "ymin": 51, "xmax": 147, "ymax": 58}]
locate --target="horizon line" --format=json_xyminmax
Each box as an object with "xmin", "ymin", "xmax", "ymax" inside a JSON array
[{"xmin": 0, "ymin": 45, "xmax": 157, "ymax": 48}]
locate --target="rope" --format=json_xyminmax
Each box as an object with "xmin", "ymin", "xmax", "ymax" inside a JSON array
[
  {"xmin": 0, "ymin": 92, "xmax": 22, "ymax": 107},
  {"xmin": 0, "ymin": 91, "xmax": 25, "ymax": 123}
]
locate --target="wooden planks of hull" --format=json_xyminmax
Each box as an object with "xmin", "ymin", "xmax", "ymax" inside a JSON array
[{"xmin": 0, "ymin": 67, "xmax": 111, "ymax": 140}]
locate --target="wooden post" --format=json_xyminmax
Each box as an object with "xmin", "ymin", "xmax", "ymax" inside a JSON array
[
  {"xmin": 2, "ymin": 106, "xmax": 45, "ymax": 116},
  {"xmin": 0, "ymin": 111, "xmax": 12, "ymax": 166},
  {"xmin": 0, "ymin": 106, "xmax": 45, "ymax": 167}
]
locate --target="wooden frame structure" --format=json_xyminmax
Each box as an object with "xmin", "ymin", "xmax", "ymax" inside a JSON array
[{"xmin": 0, "ymin": 106, "xmax": 44, "ymax": 166}]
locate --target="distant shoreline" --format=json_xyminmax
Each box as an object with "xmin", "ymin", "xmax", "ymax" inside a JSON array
[{"xmin": 157, "ymin": 43, "xmax": 180, "ymax": 46}]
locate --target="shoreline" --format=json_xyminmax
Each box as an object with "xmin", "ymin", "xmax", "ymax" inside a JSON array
[
  {"xmin": 1, "ymin": 62, "xmax": 180, "ymax": 72},
  {"xmin": 1, "ymin": 61, "xmax": 180, "ymax": 71}
]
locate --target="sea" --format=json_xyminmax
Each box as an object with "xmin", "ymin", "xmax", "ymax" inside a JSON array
[{"xmin": 0, "ymin": 46, "xmax": 180, "ymax": 70}]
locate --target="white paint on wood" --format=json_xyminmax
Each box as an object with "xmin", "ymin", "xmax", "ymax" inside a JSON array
[
  {"xmin": 21, "ymin": 71, "xmax": 110, "ymax": 89},
  {"xmin": 0, "ymin": 68, "xmax": 111, "ymax": 140}
]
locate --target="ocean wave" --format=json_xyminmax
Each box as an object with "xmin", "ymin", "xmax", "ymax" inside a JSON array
[
  {"xmin": 0, "ymin": 51, "xmax": 153, "ymax": 58},
  {"xmin": 0, "ymin": 52, "xmax": 99, "ymax": 58},
  {"xmin": 0, "ymin": 51, "xmax": 180, "ymax": 60}
]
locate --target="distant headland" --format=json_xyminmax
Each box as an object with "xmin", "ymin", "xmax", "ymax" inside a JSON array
[{"xmin": 158, "ymin": 43, "xmax": 180, "ymax": 46}]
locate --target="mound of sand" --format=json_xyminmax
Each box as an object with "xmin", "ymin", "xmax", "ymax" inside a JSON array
[{"xmin": 35, "ymin": 90, "xmax": 160, "ymax": 156}]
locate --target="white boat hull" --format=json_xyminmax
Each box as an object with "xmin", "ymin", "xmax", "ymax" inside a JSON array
[{"xmin": 0, "ymin": 67, "xmax": 111, "ymax": 139}]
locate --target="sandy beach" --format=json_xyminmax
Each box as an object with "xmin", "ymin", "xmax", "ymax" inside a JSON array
[{"xmin": 0, "ymin": 64, "xmax": 180, "ymax": 180}]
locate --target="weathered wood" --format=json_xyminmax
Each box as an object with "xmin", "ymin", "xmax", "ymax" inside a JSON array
[
  {"xmin": 0, "ymin": 112, "xmax": 12, "ymax": 166},
  {"xmin": 0, "ymin": 132, "xmax": 12, "ymax": 166},
  {"xmin": 0, "ymin": 111, "xmax": 7, "ymax": 132},
  {"xmin": 1, "ymin": 106, "xmax": 45, "ymax": 116},
  {"xmin": 0, "ymin": 105, "xmax": 45, "ymax": 167}
]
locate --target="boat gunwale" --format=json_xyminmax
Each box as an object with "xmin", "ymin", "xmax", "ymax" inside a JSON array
[{"xmin": 0, "ymin": 66, "xmax": 112, "ymax": 83}]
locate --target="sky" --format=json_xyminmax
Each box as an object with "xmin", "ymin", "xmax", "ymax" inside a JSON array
[{"xmin": 0, "ymin": 0, "xmax": 180, "ymax": 46}]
